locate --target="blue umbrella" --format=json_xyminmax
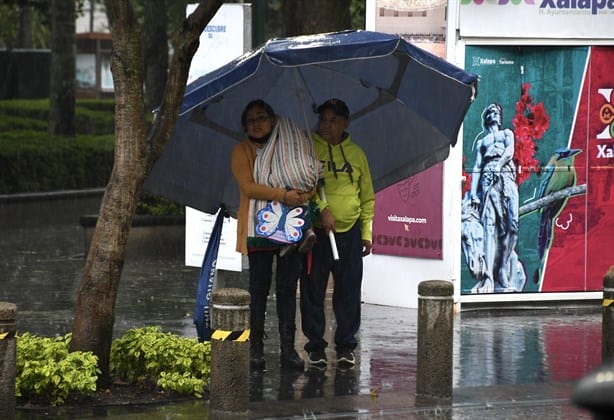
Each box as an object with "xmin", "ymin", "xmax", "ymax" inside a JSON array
[
  {"xmin": 145, "ymin": 30, "xmax": 478, "ymax": 217},
  {"xmin": 193, "ymin": 205, "xmax": 227, "ymax": 342}
]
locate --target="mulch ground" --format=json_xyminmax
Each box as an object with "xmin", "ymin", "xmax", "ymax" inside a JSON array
[{"xmin": 17, "ymin": 380, "xmax": 201, "ymax": 412}]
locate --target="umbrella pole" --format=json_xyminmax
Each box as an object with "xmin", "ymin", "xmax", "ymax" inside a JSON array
[{"xmin": 319, "ymin": 186, "xmax": 339, "ymax": 261}]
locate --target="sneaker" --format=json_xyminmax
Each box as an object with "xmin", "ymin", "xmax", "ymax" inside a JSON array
[
  {"xmin": 298, "ymin": 229, "xmax": 316, "ymax": 253},
  {"xmin": 336, "ymin": 349, "xmax": 355, "ymax": 367},
  {"xmin": 308, "ymin": 349, "xmax": 327, "ymax": 366}
]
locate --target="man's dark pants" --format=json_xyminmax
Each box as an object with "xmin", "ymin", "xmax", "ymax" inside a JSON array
[{"xmin": 300, "ymin": 223, "xmax": 363, "ymax": 353}]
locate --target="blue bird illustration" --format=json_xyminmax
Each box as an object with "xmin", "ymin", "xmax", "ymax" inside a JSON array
[{"xmin": 534, "ymin": 147, "xmax": 582, "ymax": 283}]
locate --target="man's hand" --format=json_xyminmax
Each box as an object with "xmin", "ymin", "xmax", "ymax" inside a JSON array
[
  {"xmin": 362, "ymin": 240, "xmax": 372, "ymax": 257},
  {"xmin": 320, "ymin": 208, "xmax": 336, "ymax": 234}
]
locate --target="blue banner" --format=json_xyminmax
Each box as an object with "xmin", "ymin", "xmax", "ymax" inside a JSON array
[{"xmin": 194, "ymin": 205, "xmax": 227, "ymax": 342}]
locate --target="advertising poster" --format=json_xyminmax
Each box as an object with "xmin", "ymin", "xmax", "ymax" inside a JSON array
[
  {"xmin": 461, "ymin": 46, "xmax": 614, "ymax": 295},
  {"xmin": 372, "ymin": 163, "xmax": 443, "ymax": 259}
]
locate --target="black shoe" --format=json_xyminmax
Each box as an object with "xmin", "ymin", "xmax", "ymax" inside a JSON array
[
  {"xmin": 336, "ymin": 349, "xmax": 355, "ymax": 367},
  {"xmin": 279, "ymin": 324, "xmax": 305, "ymax": 371},
  {"xmin": 250, "ymin": 337, "xmax": 266, "ymax": 370},
  {"xmin": 250, "ymin": 348, "xmax": 266, "ymax": 371},
  {"xmin": 308, "ymin": 349, "xmax": 327, "ymax": 366},
  {"xmin": 280, "ymin": 348, "xmax": 305, "ymax": 371}
]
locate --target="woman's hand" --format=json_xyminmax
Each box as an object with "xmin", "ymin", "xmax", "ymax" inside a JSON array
[{"xmin": 284, "ymin": 189, "xmax": 306, "ymax": 207}]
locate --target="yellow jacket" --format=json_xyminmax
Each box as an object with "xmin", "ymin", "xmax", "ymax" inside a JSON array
[{"xmin": 311, "ymin": 132, "xmax": 375, "ymax": 242}]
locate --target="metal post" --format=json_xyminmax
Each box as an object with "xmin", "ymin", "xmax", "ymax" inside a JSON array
[
  {"xmin": 0, "ymin": 302, "xmax": 17, "ymax": 420},
  {"xmin": 209, "ymin": 288, "xmax": 250, "ymax": 417},
  {"xmin": 416, "ymin": 280, "xmax": 454, "ymax": 405},
  {"xmin": 603, "ymin": 266, "xmax": 614, "ymax": 363}
]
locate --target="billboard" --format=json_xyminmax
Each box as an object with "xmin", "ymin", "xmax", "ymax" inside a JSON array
[
  {"xmin": 459, "ymin": 0, "xmax": 614, "ymax": 39},
  {"xmin": 461, "ymin": 45, "xmax": 614, "ymax": 294}
]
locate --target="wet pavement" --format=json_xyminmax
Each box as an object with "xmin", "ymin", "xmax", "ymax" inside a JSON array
[
  {"xmin": 245, "ymin": 301, "xmax": 600, "ymax": 419},
  {"xmin": 1, "ymin": 193, "xmax": 603, "ymax": 418}
]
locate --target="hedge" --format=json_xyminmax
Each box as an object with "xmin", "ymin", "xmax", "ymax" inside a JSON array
[{"xmin": 0, "ymin": 99, "xmax": 115, "ymax": 194}]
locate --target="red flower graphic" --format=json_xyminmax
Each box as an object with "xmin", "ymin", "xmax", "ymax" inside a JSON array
[
  {"xmin": 462, "ymin": 156, "xmax": 471, "ymax": 195},
  {"xmin": 512, "ymin": 83, "xmax": 550, "ymax": 185}
]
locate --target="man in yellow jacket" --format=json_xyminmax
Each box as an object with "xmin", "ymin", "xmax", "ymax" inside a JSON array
[{"xmin": 300, "ymin": 98, "xmax": 375, "ymax": 368}]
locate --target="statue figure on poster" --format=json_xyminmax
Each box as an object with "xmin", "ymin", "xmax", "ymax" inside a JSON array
[{"xmin": 462, "ymin": 103, "xmax": 526, "ymax": 293}]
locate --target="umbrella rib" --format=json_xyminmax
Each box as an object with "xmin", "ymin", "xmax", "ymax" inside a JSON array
[
  {"xmin": 292, "ymin": 67, "xmax": 319, "ymax": 131},
  {"xmin": 189, "ymin": 107, "xmax": 243, "ymax": 142}
]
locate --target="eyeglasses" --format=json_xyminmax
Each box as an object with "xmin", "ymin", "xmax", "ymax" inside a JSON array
[{"xmin": 245, "ymin": 115, "xmax": 270, "ymax": 126}]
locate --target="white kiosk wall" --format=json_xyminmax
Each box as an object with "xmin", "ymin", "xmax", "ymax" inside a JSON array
[
  {"xmin": 364, "ymin": 0, "xmax": 614, "ymax": 308},
  {"xmin": 362, "ymin": 0, "xmax": 460, "ymax": 308}
]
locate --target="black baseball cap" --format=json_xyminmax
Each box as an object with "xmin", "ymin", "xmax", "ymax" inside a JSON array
[{"xmin": 316, "ymin": 98, "xmax": 349, "ymax": 119}]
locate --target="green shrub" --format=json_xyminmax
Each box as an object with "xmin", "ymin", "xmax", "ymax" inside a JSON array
[
  {"xmin": 0, "ymin": 98, "xmax": 180, "ymax": 215},
  {"xmin": 0, "ymin": 98, "xmax": 116, "ymax": 194},
  {"xmin": 0, "ymin": 98, "xmax": 115, "ymax": 134},
  {"xmin": 110, "ymin": 326, "xmax": 211, "ymax": 398},
  {"xmin": 0, "ymin": 99, "xmax": 50, "ymax": 121},
  {"xmin": 0, "ymin": 132, "xmax": 114, "ymax": 193},
  {"xmin": 157, "ymin": 371, "xmax": 207, "ymax": 397},
  {"xmin": 16, "ymin": 333, "xmax": 99, "ymax": 406},
  {"xmin": 0, "ymin": 113, "xmax": 47, "ymax": 132},
  {"xmin": 75, "ymin": 107, "xmax": 115, "ymax": 135},
  {"xmin": 136, "ymin": 193, "xmax": 185, "ymax": 216},
  {"xmin": 16, "ymin": 327, "xmax": 212, "ymax": 405},
  {"xmin": 74, "ymin": 98, "xmax": 115, "ymax": 113}
]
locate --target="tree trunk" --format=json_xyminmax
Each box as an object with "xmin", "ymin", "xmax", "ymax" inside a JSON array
[
  {"xmin": 143, "ymin": 0, "xmax": 168, "ymax": 112},
  {"xmin": 70, "ymin": 0, "xmax": 223, "ymax": 386},
  {"xmin": 71, "ymin": 0, "xmax": 147, "ymax": 386},
  {"xmin": 281, "ymin": 0, "xmax": 351, "ymax": 37},
  {"xmin": 49, "ymin": 0, "xmax": 75, "ymax": 136},
  {"xmin": 17, "ymin": 3, "xmax": 33, "ymax": 48}
]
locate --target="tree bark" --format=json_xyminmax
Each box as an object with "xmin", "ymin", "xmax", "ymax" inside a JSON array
[
  {"xmin": 143, "ymin": 0, "xmax": 168, "ymax": 112},
  {"xmin": 70, "ymin": 0, "xmax": 223, "ymax": 386},
  {"xmin": 17, "ymin": 3, "xmax": 33, "ymax": 48},
  {"xmin": 49, "ymin": 0, "xmax": 75, "ymax": 136}
]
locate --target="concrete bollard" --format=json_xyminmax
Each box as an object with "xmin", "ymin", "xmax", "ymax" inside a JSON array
[
  {"xmin": 0, "ymin": 302, "xmax": 17, "ymax": 420},
  {"xmin": 209, "ymin": 288, "xmax": 250, "ymax": 417},
  {"xmin": 603, "ymin": 266, "xmax": 614, "ymax": 363},
  {"xmin": 416, "ymin": 280, "xmax": 454, "ymax": 405}
]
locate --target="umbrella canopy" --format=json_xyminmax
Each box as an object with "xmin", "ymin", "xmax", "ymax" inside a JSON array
[{"xmin": 145, "ymin": 30, "xmax": 478, "ymax": 217}]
